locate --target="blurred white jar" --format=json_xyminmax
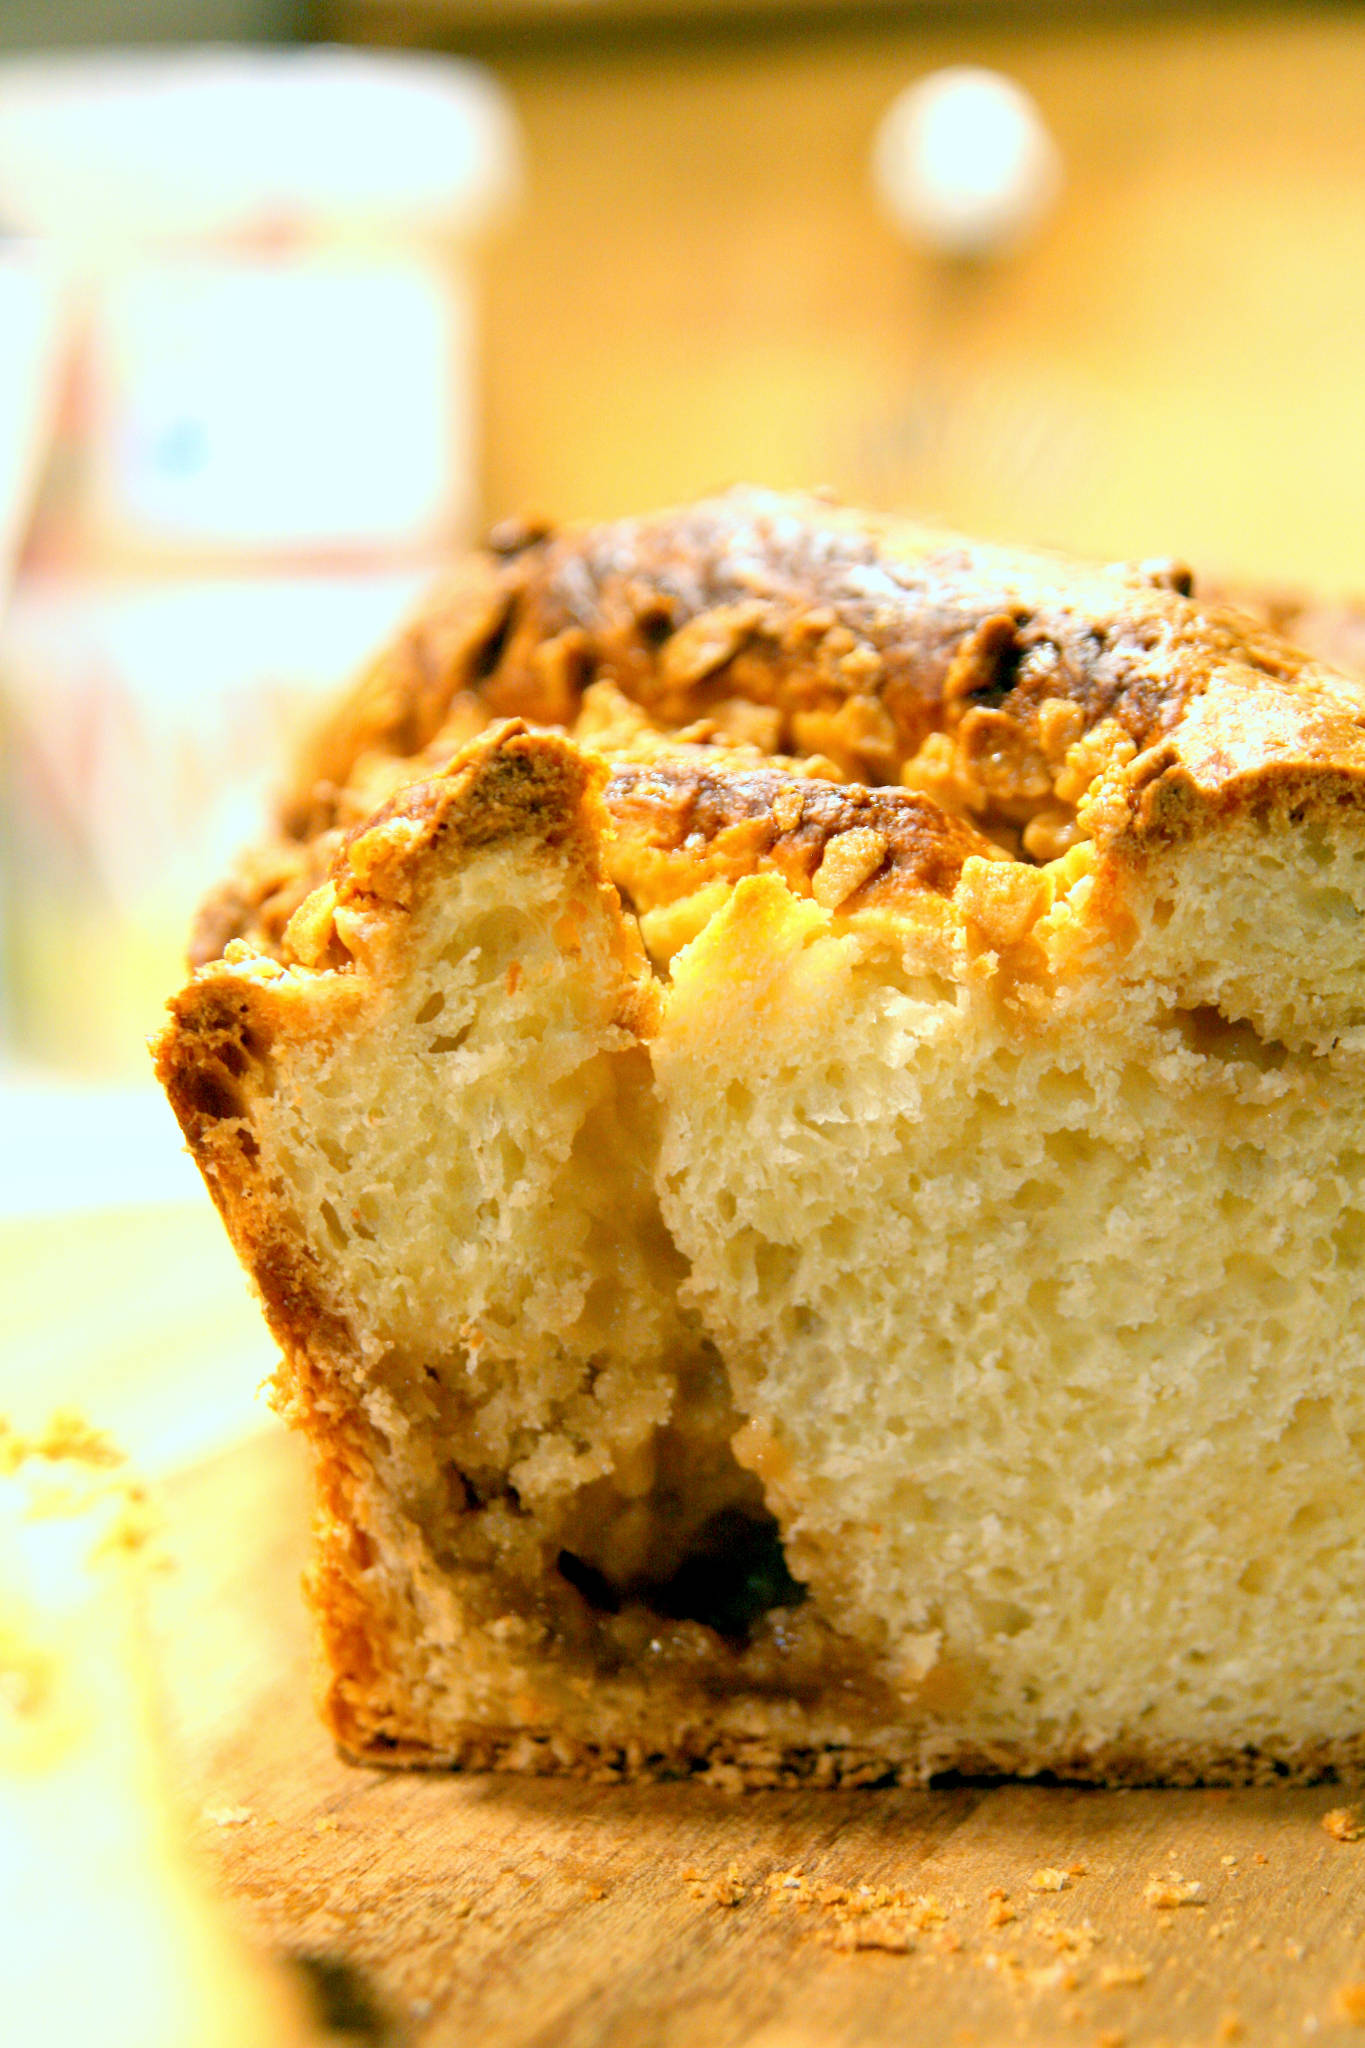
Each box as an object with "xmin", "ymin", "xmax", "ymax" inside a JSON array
[
  {"xmin": 0, "ymin": 48, "xmax": 519, "ymax": 1075},
  {"xmin": 0, "ymin": 46, "xmax": 519, "ymax": 569}
]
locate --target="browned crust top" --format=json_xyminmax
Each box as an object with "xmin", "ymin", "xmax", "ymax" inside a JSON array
[
  {"xmin": 604, "ymin": 754, "xmax": 997, "ymax": 914},
  {"xmin": 192, "ymin": 488, "xmax": 1365, "ymax": 969},
  {"xmin": 287, "ymin": 490, "xmax": 1323, "ymax": 823}
]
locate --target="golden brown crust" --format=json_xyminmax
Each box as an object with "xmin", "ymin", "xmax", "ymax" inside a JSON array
[
  {"xmin": 197, "ymin": 490, "xmax": 1365, "ymax": 972},
  {"xmin": 1099, "ymin": 664, "xmax": 1365, "ymax": 862},
  {"xmin": 604, "ymin": 754, "xmax": 999, "ymax": 918},
  {"xmin": 289, "ymin": 491, "xmax": 1314, "ymax": 816}
]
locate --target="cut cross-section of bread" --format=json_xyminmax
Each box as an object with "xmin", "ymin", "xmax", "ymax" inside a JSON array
[{"xmin": 157, "ymin": 489, "xmax": 1365, "ymax": 1785}]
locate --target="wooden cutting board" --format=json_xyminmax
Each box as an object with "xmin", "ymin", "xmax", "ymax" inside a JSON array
[{"xmin": 150, "ymin": 1427, "xmax": 1365, "ymax": 2048}]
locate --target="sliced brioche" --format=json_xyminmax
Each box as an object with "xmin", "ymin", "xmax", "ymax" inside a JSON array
[{"xmin": 158, "ymin": 490, "xmax": 1365, "ymax": 1784}]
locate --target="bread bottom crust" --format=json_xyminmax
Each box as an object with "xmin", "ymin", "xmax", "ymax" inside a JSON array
[
  {"xmin": 336, "ymin": 1724, "xmax": 1365, "ymax": 1791},
  {"xmin": 307, "ymin": 1422, "xmax": 1365, "ymax": 1797}
]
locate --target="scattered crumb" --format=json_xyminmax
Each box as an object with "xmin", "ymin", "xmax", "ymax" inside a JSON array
[
  {"xmin": 1253, "ymin": 1852, "xmax": 1269, "ymax": 1867},
  {"xmin": 987, "ymin": 1897, "xmax": 1018, "ymax": 1928},
  {"xmin": 312, "ymin": 1816, "xmax": 340, "ymax": 1835},
  {"xmin": 1285, "ymin": 1938, "xmax": 1307, "ymax": 1962},
  {"xmin": 1325, "ymin": 1808, "xmax": 1364, "ymax": 1843},
  {"xmin": 1221, "ymin": 1855, "xmax": 1239, "ymax": 1868},
  {"xmin": 1334, "ymin": 1983, "xmax": 1365, "ymax": 2025},
  {"xmin": 683, "ymin": 1861, "xmax": 751, "ymax": 1906},
  {"xmin": 202, "ymin": 1803, "xmax": 255, "ymax": 1827},
  {"xmin": 1069, "ymin": 1864, "xmax": 1090, "ymax": 1878},
  {"xmin": 0, "ymin": 1409, "xmax": 125, "ymax": 1471},
  {"xmin": 832, "ymin": 1914, "xmax": 913, "ymax": 1954},
  {"xmin": 585, "ymin": 1883, "xmax": 607, "ymax": 1900},
  {"xmin": 1094, "ymin": 2031, "xmax": 1126, "ymax": 2048},
  {"xmin": 1032, "ymin": 1912, "xmax": 1101, "ymax": 1957},
  {"xmin": 747, "ymin": 1870, "xmax": 972, "ymax": 1955},
  {"xmin": 1024, "ymin": 1961, "xmax": 1078, "ymax": 1993},
  {"xmin": 1098, "ymin": 1963, "xmax": 1149, "ymax": 1990},
  {"xmin": 1216, "ymin": 2015, "xmax": 1245, "ymax": 2042},
  {"xmin": 1143, "ymin": 1877, "xmax": 1204, "ymax": 1910},
  {"xmin": 1031, "ymin": 1868, "xmax": 1070, "ymax": 1893}
]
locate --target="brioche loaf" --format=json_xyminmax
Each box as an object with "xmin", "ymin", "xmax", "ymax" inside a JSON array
[{"xmin": 157, "ymin": 489, "xmax": 1365, "ymax": 1786}]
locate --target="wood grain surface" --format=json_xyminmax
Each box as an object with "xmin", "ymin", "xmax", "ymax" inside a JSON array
[{"xmin": 151, "ymin": 1426, "xmax": 1365, "ymax": 2048}]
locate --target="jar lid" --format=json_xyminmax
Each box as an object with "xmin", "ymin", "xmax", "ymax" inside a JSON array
[{"xmin": 0, "ymin": 46, "xmax": 521, "ymax": 246}]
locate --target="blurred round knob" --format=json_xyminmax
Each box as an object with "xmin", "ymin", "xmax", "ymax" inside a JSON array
[{"xmin": 873, "ymin": 67, "xmax": 1063, "ymax": 262}]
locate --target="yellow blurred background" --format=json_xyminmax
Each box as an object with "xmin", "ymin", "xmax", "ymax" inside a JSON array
[{"xmin": 446, "ymin": 4, "xmax": 1365, "ymax": 590}]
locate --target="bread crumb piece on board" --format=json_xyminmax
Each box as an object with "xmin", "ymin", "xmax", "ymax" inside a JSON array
[
  {"xmin": 832, "ymin": 1914, "xmax": 913, "ymax": 1954},
  {"xmin": 1097, "ymin": 1963, "xmax": 1149, "ymax": 1989},
  {"xmin": 1142, "ymin": 1877, "xmax": 1204, "ymax": 1908},
  {"xmin": 682, "ymin": 1862, "xmax": 750, "ymax": 1906},
  {"xmin": 1324, "ymin": 1807, "xmax": 1364, "ymax": 1842},
  {"xmin": 1030, "ymin": 1868, "xmax": 1070, "ymax": 1892},
  {"xmin": 1024, "ymin": 1961, "xmax": 1077, "ymax": 1992},
  {"xmin": 1032, "ymin": 1912, "xmax": 1100, "ymax": 1956},
  {"xmin": 1334, "ymin": 1983, "xmax": 1365, "ymax": 2024}
]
